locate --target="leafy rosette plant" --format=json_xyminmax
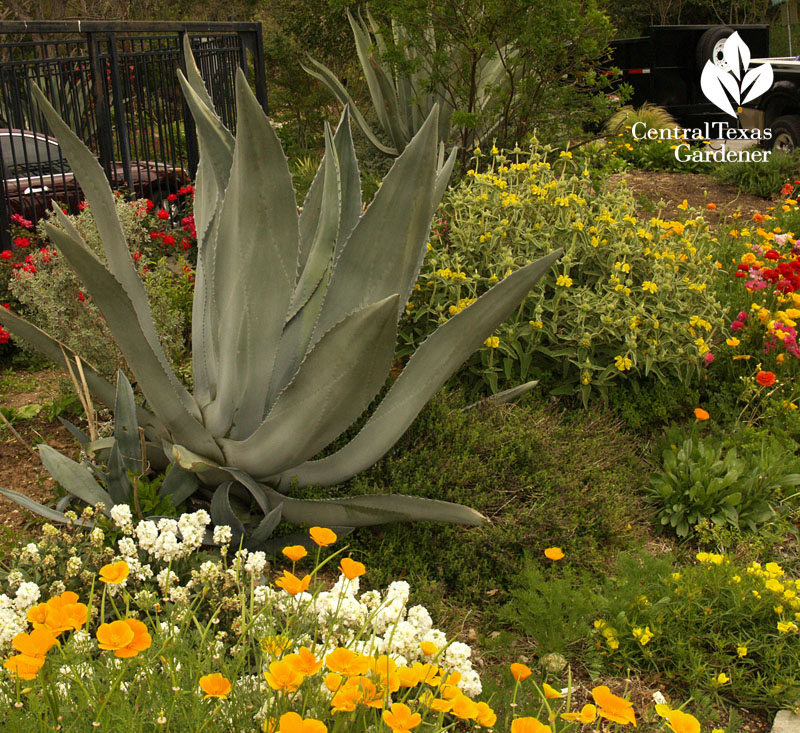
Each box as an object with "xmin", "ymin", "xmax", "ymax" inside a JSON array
[{"xmin": 0, "ymin": 41, "xmax": 560, "ymax": 549}]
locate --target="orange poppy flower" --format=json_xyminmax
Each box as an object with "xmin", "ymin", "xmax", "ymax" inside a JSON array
[
  {"xmin": 96, "ymin": 618, "xmax": 151, "ymax": 658},
  {"xmin": 199, "ymin": 672, "xmax": 232, "ymax": 699},
  {"xmin": 275, "ymin": 570, "xmax": 311, "ymax": 596},
  {"xmin": 4, "ymin": 653, "xmax": 45, "ymax": 680},
  {"xmin": 338, "ymin": 557, "xmax": 366, "ymax": 580},
  {"xmin": 706, "ymin": 203, "xmax": 717, "ymax": 210},
  {"xmin": 693, "ymin": 408, "xmax": 710, "ymax": 421},
  {"xmin": 544, "ymin": 547, "xmax": 564, "ymax": 561},
  {"xmin": 591, "ymin": 685, "xmax": 637, "ymax": 726},
  {"xmin": 281, "ymin": 545, "xmax": 308, "ymax": 563},
  {"xmin": 510, "ymin": 662, "xmax": 532, "ymax": 681},
  {"xmin": 309, "ymin": 527, "xmax": 337, "ymax": 547},
  {"xmin": 99, "ymin": 560, "xmax": 130, "ymax": 585},
  {"xmin": 382, "ymin": 702, "xmax": 422, "ymax": 732},
  {"xmin": 277, "ymin": 712, "xmax": 328, "ymax": 733},
  {"xmin": 510, "ymin": 718, "xmax": 552, "ymax": 733}
]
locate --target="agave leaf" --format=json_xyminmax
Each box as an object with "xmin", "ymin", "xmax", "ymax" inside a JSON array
[
  {"xmin": 220, "ymin": 295, "xmax": 400, "ymax": 478},
  {"xmin": 311, "ymin": 108, "xmax": 440, "ymax": 342},
  {"xmin": 203, "ymin": 70, "xmax": 298, "ymax": 440},
  {"xmin": 370, "ymin": 54, "xmax": 410, "ymax": 152},
  {"xmin": 286, "ymin": 123, "xmax": 340, "ymax": 322},
  {"xmin": 172, "ymin": 444, "xmax": 220, "ymax": 473},
  {"xmin": 31, "ymin": 84, "xmax": 168, "ymax": 352},
  {"xmin": 113, "ymin": 370, "xmax": 142, "ymax": 472},
  {"xmin": 58, "ymin": 417, "xmax": 90, "ymax": 445},
  {"xmin": 192, "ymin": 209, "xmax": 221, "ymax": 408},
  {"xmin": 181, "ymin": 35, "xmax": 218, "ymax": 117},
  {"xmin": 159, "ymin": 464, "xmax": 200, "ymax": 507},
  {"xmin": 105, "ymin": 443, "xmax": 133, "ymax": 505},
  {"xmin": 301, "ymin": 57, "xmax": 398, "ymax": 156},
  {"xmin": 210, "ymin": 482, "xmax": 246, "ymax": 545},
  {"xmin": 432, "ymin": 143, "xmax": 458, "ymax": 216},
  {"xmin": 262, "ymin": 483, "xmax": 485, "ymax": 527},
  {"xmin": 244, "ymin": 505, "xmax": 283, "ymax": 549},
  {"xmin": 0, "ymin": 487, "xmax": 92, "ymax": 526},
  {"xmin": 347, "ymin": 8, "xmax": 391, "ymax": 135},
  {"xmin": 280, "ymin": 250, "xmax": 562, "ymax": 488},
  {"xmin": 38, "ymin": 444, "xmax": 114, "ymax": 512},
  {"xmin": 42, "ymin": 215, "xmax": 223, "ymax": 463},
  {"xmin": 462, "ymin": 380, "xmax": 540, "ymax": 410}
]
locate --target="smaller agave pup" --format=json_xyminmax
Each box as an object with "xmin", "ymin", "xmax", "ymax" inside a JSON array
[{"xmin": 0, "ymin": 40, "xmax": 561, "ymax": 550}]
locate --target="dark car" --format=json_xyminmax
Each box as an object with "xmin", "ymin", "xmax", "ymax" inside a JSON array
[{"xmin": 1, "ymin": 128, "xmax": 188, "ymax": 222}]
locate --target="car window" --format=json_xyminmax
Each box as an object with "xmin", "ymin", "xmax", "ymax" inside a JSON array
[{"xmin": 1, "ymin": 132, "xmax": 71, "ymax": 177}]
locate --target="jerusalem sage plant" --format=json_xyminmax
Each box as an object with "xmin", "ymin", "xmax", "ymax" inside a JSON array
[{"xmin": 0, "ymin": 40, "xmax": 560, "ymax": 549}]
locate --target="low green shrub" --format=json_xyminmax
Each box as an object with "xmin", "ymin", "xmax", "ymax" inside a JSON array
[
  {"xmin": 314, "ymin": 392, "xmax": 648, "ymax": 609},
  {"xmin": 400, "ymin": 144, "xmax": 725, "ymax": 402},
  {"xmin": 591, "ymin": 551, "xmax": 800, "ymax": 710},
  {"xmin": 712, "ymin": 151, "xmax": 800, "ymax": 198},
  {"xmin": 6, "ymin": 198, "xmax": 193, "ymax": 381}
]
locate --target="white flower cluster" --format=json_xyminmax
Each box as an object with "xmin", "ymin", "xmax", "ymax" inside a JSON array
[
  {"xmin": 0, "ymin": 581, "xmax": 41, "ymax": 649},
  {"xmin": 109, "ymin": 504, "xmax": 134, "ymax": 535},
  {"xmin": 255, "ymin": 576, "xmax": 482, "ymax": 697},
  {"xmin": 134, "ymin": 510, "xmax": 210, "ymax": 562}
]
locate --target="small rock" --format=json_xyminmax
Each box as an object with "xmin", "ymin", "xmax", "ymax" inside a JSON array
[{"xmin": 773, "ymin": 709, "xmax": 800, "ymax": 733}]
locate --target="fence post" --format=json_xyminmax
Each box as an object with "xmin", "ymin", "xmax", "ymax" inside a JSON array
[
  {"xmin": 0, "ymin": 177, "xmax": 9, "ymax": 250},
  {"xmin": 107, "ymin": 33, "xmax": 133, "ymax": 195},
  {"xmin": 242, "ymin": 28, "xmax": 268, "ymax": 116},
  {"xmin": 178, "ymin": 31, "xmax": 200, "ymax": 180},
  {"xmin": 86, "ymin": 31, "xmax": 114, "ymax": 181}
]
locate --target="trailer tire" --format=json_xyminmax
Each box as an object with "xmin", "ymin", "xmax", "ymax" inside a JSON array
[
  {"xmin": 696, "ymin": 26, "xmax": 736, "ymax": 71},
  {"xmin": 768, "ymin": 115, "xmax": 800, "ymax": 153}
]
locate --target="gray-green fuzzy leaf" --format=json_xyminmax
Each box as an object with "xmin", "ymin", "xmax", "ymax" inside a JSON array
[
  {"xmin": 0, "ymin": 488, "xmax": 92, "ymax": 526},
  {"xmin": 38, "ymin": 444, "xmax": 114, "ymax": 512}
]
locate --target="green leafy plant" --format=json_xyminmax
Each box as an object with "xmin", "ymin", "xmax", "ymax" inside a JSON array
[
  {"xmin": 303, "ymin": 9, "xmax": 511, "ymax": 156},
  {"xmin": 591, "ymin": 551, "xmax": 800, "ymax": 710},
  {"xmin": 0, "ymin": 41, "xmax": 560, "ymax": 550},
  {"xmin": 645, "ymin": 423, "xmax": 800, "ymax": 538},
  {"xmin": 401, "ymin": 145, "xmax": 724, "ymax": 401}
]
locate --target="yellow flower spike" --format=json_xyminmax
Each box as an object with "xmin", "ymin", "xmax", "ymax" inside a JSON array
[
  {"xmin": 198, "ymin": 673, "xmax": 232, "ymax": 700},
  {"xmin": 561, "ymin": 704, "xmax": 597, "ymax": 724}
]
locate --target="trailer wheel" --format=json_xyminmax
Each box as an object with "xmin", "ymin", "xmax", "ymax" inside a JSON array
[
  {"xmin": 696, "ymin": 26, "xmax": 735, "ymax": 71},
  {"xmin": 769, "ymin": 115, "xmax": 800, "ymax": 153}
]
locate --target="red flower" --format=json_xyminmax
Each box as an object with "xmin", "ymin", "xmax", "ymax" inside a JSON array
[
  {"xmin": 765, "ymin": 250, "xmax": 781, "ymax": 261},
  {"xmin": 162, "ymin": 234, "xmax": 175, "ymax": 246},
  {"xmin": 731, "ymin": 320, "xmax": 745, "ymax": 331},
  {"xmin": 782, "ymin": 183, "xmax": 794, "ymax": 196},
  {"xmin": 167, "ymin": 193, "xmax": 178, "ymax": 202},
  {"xmin": 132, "ymin": 251, "xmax": 142, "ymax": 263},
  {"xmin": 0, "ymin": 250, "xmax": 12, "ymax": 260},
  {"xmin": 181, "ymin": 239, "xmax": 191, "ymax": 250},
  {"xmin": 13, "ymin": 236, "xmax": 30, "ymax": 248},
  {"xmin": 145, "ymin": 200, "xmax": 154, "ymax": 212},
  {"xmin": 756, "ymin": 370, "xmax": 776, "ymax": 386},
  {"xmin": 78, "ymin": 201, "xmax": 87, "ymax": 211},
  {"xmin": 0, "ymin": 327, "xmax": 9, "ymax": 344},
  {"xmin": 149, "ymin": 231, "xmax": 162, "ymax": 240},
  {"xmin": 22, "ymin": 263, "xmax": 36, "ymax": 274},
  {"xmin": 1, "ymin": 304, "xmax": 9, "ymax": 310},
  {"xmin": 10, "ymin": 213, "xmax": 33, "ymax": 229},
  {"xmin": 157, "ymin": 209, "xmax": 169, "ymax": 220},
  {"xmin": 77, "ymin": 290, "xmax": 85, "ymax": 302}
]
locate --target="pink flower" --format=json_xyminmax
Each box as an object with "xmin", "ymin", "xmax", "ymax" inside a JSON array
[
  {"xmin": 736, "ymin": 312, "xmax": 748, "ymax": 322},
  {"xmin": 703, "ymin": 352, "xmax": 715, "ymax": 365},
  {"xmin": 731, "ymin": 320, "xmax": 745, "ymax": 331}
]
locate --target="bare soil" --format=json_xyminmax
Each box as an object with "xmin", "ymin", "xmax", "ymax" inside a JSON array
[{"xmin": 609, "ymin": 170, "xmax": 775, "ymax": 223}]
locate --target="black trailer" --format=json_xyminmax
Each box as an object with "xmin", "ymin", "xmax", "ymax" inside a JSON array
[
  {"xmin": 739, "ymin": 57, "xmax": 800, "ymax": 152},
  {"xmin": 611, "ymin": 25, "xmax": 770, "ymax": 126}
]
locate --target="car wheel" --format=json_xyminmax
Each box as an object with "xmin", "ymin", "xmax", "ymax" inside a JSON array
[
  {"xmin": 696, "ymin": 26, "xmax": 735, "ymax": 72},
  {"xmin": 769, "ymin": 115, "xmax": 800, "ymax": 153}
]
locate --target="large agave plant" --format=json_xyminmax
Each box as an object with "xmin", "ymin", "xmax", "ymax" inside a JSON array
[
  {"xmin": 303, "ymin": 9, "xmax": 513, "ymax": 156},
  {"xmin": 0, "ymin": 41, "xmax": 560, "ymax": 549}
]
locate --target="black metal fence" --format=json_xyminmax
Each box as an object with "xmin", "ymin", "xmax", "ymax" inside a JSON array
[{"xmin": 0, "ymin": 21, "xmax": 267, "ymax": 248}]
